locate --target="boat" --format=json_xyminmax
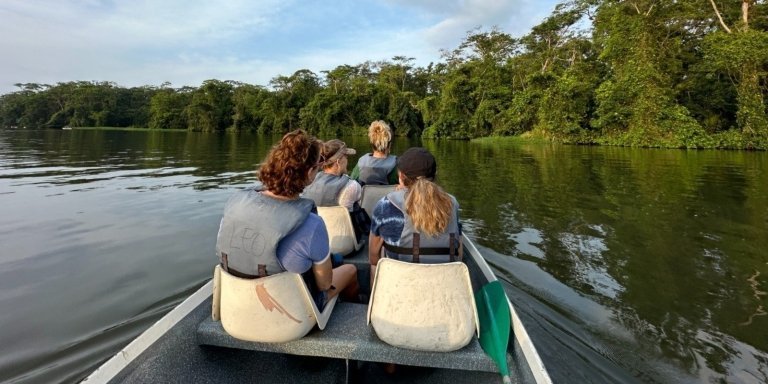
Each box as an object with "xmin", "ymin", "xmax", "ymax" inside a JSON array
[{"xmin": 83, "ymin": 229, "xmax": 551, "ymax": 383}]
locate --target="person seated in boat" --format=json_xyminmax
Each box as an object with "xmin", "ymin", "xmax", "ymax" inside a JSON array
[
  {"xmin": 216, "ymin": 129, "xmax": 358, "ymax": 308},
  {"xmin": 302, "ymin": 139, "xmax": 368, "ymax": 240},
  {"xmin": 368, "ymin": 147, "xmax": 462, "ymax": 277},
  {"xmin": 351, "ymin": 120, "xmax": 398, "ymax": 186}
]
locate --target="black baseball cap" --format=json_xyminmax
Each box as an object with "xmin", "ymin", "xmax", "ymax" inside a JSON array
[{"xmin": 397, "ymin": 147, "xmax": 436, "ymax": 180}]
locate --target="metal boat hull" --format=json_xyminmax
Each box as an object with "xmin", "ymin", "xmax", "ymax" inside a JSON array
[{"xmin": 84, "ymin": 234, "xmax": 551, "ymax": 384}]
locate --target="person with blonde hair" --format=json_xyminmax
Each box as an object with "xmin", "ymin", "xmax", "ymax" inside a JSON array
[
  {"xmin": 351, "ymin": 120, "xmax": 398, "ymax": 185},
  {"xmin": 215, "ymin": 130, "xmax": 358, "ymax": 308},
  {"xmin": 368, "ymin": 147, "xmax": 462, "ymax": 277}
]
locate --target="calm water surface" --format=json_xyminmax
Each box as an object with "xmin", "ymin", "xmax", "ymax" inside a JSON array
[{"xmin": 0, "ymin": 129, "xmax": 766, "ymax": 383}]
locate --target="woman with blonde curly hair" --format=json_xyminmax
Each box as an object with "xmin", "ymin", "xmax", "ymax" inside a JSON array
[
  {"xmin": 351, "ymin": 120, "xmax": 398, "ymax": 185},
  {"xmin": 215, "ymin": 129, "xmax": 358, "ymax": 308},
  {"xmin": 368, "ymin": 147, "xmax": 462, "ymax": 277}
]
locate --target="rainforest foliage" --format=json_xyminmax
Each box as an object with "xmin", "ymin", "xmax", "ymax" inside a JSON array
[{"xmin": 1, "ymin": 0, "xmax": 767, "ymax": 148}]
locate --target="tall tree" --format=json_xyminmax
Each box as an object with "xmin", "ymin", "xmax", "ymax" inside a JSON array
[
  {"xmin": 269, "ymin": 69, "xmax": 321, "ymax": 133},
  {"xmin": 424, "ymin": 28, "xmax": 518, "ymax": 138},
  {"xmin": 186, "ymin": 79, "xmax": 234, "ymax": 132},
  {"xmin": 527, "ymin": 1, "xmax": 603, "ymax": 140},
  {"xmin": 592, "ymin": 0, "xmax": 704, "ymax": 147},
  {"xmin": 149, "ymin": 86, "xmax": 193, "ymax": 130},
  {"xmin": 231, "ymin": 83, "xmax": 270, "ymax": 132},
  {"xmin": 703, "ymin": 0, "xmax": 768, "ymax": 137}
]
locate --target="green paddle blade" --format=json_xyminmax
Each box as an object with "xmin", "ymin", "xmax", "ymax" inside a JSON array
[{"xmin": 475, "ymin": 280, "xmax": 511, "ymax": 378}]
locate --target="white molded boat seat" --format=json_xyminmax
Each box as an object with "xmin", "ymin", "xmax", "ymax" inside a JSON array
[
  {"xmin": 360, "ymin": 185, "xmax": 396, "ymax": 216},
  {"xmin": 367, "ymin": 258, "xmax": 479, "ymax": 352},
  {"xmin": 212, "ymin": 265, "xmax": 338, "ymax": 343},
  {"xmin": 316, "ymin": 206, "xmax": 363, "ymax": 257}
]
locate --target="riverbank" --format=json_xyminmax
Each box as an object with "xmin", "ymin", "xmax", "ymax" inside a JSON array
[{"xmin": 471, "ymin": 130, "xmax": 768, "ymax": 150}]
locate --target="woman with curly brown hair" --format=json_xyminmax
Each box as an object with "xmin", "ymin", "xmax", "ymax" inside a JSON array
[{"xmin": 215, "ymin": 129, "xmax": 358, "ymax": 307}]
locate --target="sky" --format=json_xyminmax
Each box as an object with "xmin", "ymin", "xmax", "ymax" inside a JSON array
[{"xmin": 0, "ymin": 0, "xmax": 561, "ymax": 95}]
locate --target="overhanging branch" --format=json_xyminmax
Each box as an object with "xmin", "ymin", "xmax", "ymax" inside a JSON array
[{"xmin": 709, "ymin": 0, "xmax": 733, "ymax": 33}]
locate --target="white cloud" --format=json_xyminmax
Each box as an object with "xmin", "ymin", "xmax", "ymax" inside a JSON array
[
  {"xmin": 411, "ymin": 0, "xmax": 560, "ymax": 49},
  {"xmin": 0, "ymin": 0, "xmax": 559, "ymax": 94},
  {"xmin": 94, "ymin": 1, "xmax": 286, "ymax": 47}
]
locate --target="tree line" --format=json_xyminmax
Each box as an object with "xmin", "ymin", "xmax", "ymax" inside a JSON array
[{"xmin": 1, "ymin": 0, "xmax": 767, "ymax": 149}]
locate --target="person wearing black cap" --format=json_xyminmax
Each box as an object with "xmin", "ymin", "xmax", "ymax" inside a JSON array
[{"xmin": 368, "ymin": 147, "xmax": 462, "ymax": 277}]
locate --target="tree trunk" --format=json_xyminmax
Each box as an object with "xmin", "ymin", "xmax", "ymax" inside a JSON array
[
  {"xmin": 742, "ymin": 0, "xmax": 750, "ymax": 29},
  {"xmin": 736, "ymin": 63, "xmax": 767, "ymax": 136}
]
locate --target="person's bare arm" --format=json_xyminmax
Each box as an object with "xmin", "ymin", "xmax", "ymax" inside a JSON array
[
  {"xmin": 369, "ymin": 232, "xmax": 385, "ymax": 286},
  {"xmin": 369, "ymin": 232, "xmax": 384, "ymax": 266},
  {"xmin": 311, "ymin": 255, "xmax": 333, "ymax": 291}
]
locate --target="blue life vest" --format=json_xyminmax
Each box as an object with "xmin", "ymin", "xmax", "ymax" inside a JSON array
[
  {"xmin": 357, "ymin": 154, "xmax": 397, "ymax": 185},
  {"xmin": 383, "ymin": 189, "xmax": 461, "ymax": 263},
  {"xmin": 215, "ymin": 183, "xmax": 314, "ymax": 277}
]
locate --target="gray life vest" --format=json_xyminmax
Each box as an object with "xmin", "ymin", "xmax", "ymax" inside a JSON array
[
  {"xmin": 215, "ymin": 184, "xmax": 314, "ymax": 277},
  {"xmin": 383, "ymin": 189, "xmax": 461, "ymax": 263},
  {"xmin": 357, "ymin": 154, "xmax": 397, "ymax": 185},
  {"xmin": 302, "ymin": 172, "xmax": 350, "ymax": 207}
]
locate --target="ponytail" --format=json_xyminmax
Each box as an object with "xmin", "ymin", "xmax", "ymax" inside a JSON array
[{"xmin": 404, "ymin": 178, "xmax": 453, "ymax": 236}]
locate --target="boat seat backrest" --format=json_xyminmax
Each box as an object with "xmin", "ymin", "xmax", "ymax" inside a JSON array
[
  {"xmin": 360, "ymin": 185, "xmax": 396, "ymax": 217},
  {"xmin": 316, "ymin": 206, "xmax": 363, "ymax": 257},
  {"xmin": 212, "ymin": 265, "xmax": 337, "ymax": 343},
  {"xmin": 366, "ymin": 258, "xmax": 479, "ymax": 352}
]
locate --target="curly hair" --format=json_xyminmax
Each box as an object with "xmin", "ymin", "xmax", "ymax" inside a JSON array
[
  {"xmin": 258, "ymin": 129, "xmax": 321, "ymax": 197},
  {"xmin": 368, "ymin": 120, "xmax": 392, "ymax": 153}
]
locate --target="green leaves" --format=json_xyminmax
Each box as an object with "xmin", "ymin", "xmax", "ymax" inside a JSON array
[{"xmin": 1, "ymin": 2, "xmax": 767, "ymax": 148}]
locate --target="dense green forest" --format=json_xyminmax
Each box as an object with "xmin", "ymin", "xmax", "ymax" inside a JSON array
[{"xmin": 1, "ymin": 0, "xmax": 767, "ymax": 149}]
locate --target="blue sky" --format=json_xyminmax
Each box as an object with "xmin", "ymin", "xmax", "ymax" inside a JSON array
[{"xmin": 0, "ymin": 0, "xmax": 560, "ymax": 94}]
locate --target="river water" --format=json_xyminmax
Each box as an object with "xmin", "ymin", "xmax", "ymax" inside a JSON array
[{"xmin": 0, "ymin": 129, "xmax": 766, "ymax": 384}]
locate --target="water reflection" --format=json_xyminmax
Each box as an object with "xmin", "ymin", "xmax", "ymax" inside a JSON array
[
  {"xmin": 0, "ymin": 129, "xmax": 766, "ymax": 383},
  {"xmin": 559, "ymin": 230, "xmax": 621, "ymax": 299},
  {"xmin": 452, "ymin": 140, "xmax": 768, "ymax": 383},
  {"xmin": 509, "ymin": 227, "xmax": 545, "ymax": 260}
]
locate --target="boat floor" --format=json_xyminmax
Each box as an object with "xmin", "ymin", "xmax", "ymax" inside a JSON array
[
  {"xmin": 108, "ymin": 295, "xmax": 515, "ymax": 384},
  {"xmin": 104, "ymin": 241, "xmax": 536, "ymax": 383},
  {"xmin": 199, "ymin": 301, "xmax": 499, "ymax": 372}
]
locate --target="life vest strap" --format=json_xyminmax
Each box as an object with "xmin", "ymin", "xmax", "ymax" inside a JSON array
[
  {"xmin": 382, "ymin": 232, "xmax": 461, "ymax": 262},
  {"xmin": 383, "ymin": 243, "xmax": 453, "ymax": 256},
  {"xmin": 220, "ymin": 252, "xmax": 268, "ymax": 279},
  {"xmin": 449, "ymin": 233, "xmax": 458, "ymax": 262},
  {"xmin": 412, "ymin": 233, "xmax": 420, "ymax": 263},
  {"xmin": 221, "ymin": 252, "xmax": 229, "ymax": 272}
]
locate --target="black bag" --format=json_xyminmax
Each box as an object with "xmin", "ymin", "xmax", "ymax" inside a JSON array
[{"xmin": 350, "ymin": 202, "xmax": 371, "ymax": 240}]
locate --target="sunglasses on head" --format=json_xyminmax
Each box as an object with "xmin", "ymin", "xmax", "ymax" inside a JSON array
[{"xmin": 312, "ymin": 155, "xmax": 326, "ymax": 170}]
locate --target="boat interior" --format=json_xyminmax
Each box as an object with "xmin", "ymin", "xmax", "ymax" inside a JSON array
[
  {"xmin": 91, "ymin": 187, "xmax": 540, "ymax": 383},
  {"xmin": 95, "ymin": 236, "xmax": 539, "ymax": 384}
]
